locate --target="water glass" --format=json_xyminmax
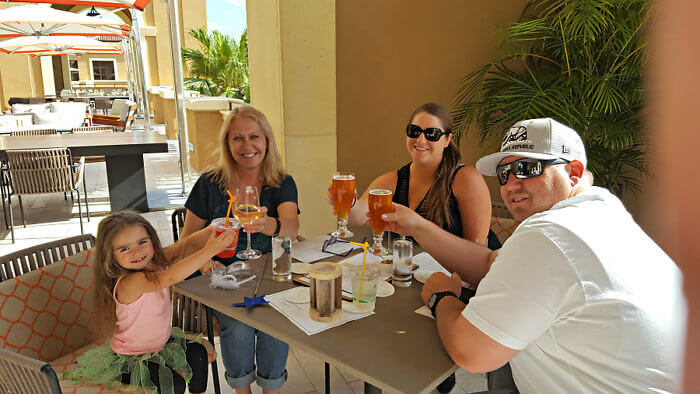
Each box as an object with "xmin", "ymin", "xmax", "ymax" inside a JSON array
[
  {"xmin": 350, "ymin": 263, "xmax": 379, "ymax": 312},
  {"xmin": 392, "ymin": 239, "xmax": 413, "ymax": 287},
  {"xmin": 272, "ymin": 236, "xmax": 292, "ymax": 281}
]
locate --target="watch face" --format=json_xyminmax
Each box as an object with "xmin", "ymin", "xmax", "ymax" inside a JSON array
[{"xmin": 428, "ymin": 293, "xmax": 437, "ymax": 308}]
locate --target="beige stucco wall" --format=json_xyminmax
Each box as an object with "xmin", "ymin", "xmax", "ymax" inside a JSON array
[
  {"xmin": 70, "ymin": 54, "xmax": 128, "ymax": 84},
  {"xmin": 248, "ymin": 0, "xmax": 338, "ymax": 239},
  {"xmin": 336, "ymin": 1, "xmax": 528, "ymax": 200}
]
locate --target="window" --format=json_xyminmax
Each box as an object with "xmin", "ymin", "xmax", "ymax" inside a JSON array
[
  {"xmin": 69, "ymin": 58, "xmax": 79, "ymax": 81},
  {"xmin": 91, "ymin": 59, "xmax": 116, "ymax": 81}
]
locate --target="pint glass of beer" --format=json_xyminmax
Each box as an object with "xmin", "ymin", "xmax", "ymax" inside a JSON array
[
  {"xmin": 368, "ymin": 188, "xmax": 393, "ymax": 255},
  {"xmin": 331, "ymin": 172, "xmax": 356, "ymax": 238}
]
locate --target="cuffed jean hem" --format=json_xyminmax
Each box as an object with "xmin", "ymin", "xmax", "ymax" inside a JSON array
[
  {"xmin": 224, "ymin": 366, "xmax": 288, "ymax": 390},
  {"xmin": 224, "ymin": 369, "xmax": 256, "ymax": 389},
  {"xmin": 257, "ymin": 369, "xmax": 288, "ymax": 391}
]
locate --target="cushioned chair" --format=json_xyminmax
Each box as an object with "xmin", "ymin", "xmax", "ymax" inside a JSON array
[
  {"xmin": 0, "ymin": 234, "xmax": 96, "ymax": 282},
  {"xmin": 92, "ymin": 101, "xmax": 137, "ymax": 132},
  {"xmin": 489, "ymin": 202, "xmax": 518, "ymax": 245},
  {"xmin": 0, "ymin": 248, "xmax": 218, "ymax": 394}
]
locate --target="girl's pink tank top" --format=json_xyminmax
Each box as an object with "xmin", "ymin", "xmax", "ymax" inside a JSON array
[{"xmin": 110, "ymin": 275, "xmax": 172, "ymax": 355}]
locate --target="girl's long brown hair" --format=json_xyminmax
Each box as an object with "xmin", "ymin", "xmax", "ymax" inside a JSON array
[
  {"xmin": 409, "ymin": 103, "xmax": 461, "ymax": 229},
  {"xmin": 209, "ymin": 104, "xmax": 286, "ymax": 190},
  {"xmin": 91, "ymin": 211, "xmax": 168, "ymax": 341}
]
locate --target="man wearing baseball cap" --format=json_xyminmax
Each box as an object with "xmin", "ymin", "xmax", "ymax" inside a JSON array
[{"xmin": 382, "ymin": 118, "xmax": 686, "ymax": 392}]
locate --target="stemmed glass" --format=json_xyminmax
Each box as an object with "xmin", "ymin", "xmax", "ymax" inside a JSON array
[
  {"xmin": 330, "ymin": 172, "xmax": 356, "ymax": 238},
  {"xmin": 235, "ymin": 186, "xmax": 262, "ymax": 260},
  {"xmin": 368, "ymin": 188, "xmax": 393, "ymax": 256}
]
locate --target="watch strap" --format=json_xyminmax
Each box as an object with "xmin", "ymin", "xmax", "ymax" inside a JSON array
[
  {"xmin": 429, "ymin": 291, "xmax": 458, "ymax": 317},
  {"xmin": 271, "ymin": 217, "xmax": 281, "ymax": 237}
]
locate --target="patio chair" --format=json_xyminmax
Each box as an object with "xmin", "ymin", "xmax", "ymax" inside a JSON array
[
  {"xmin": 0, "ymin": 249, "xmax": 219, "ymax": 393},
  {"xmin": 172, "ymin": 206, "xmax": 187, "ymax": 242},
  {"xmin": 93, "ymin": 97, "xmax": 111, "ymax": 114},
  {"xmin": 9, "ymin": 128, "xmax": 57, "ymax": 136},
  {"xmin": 0, "ymin": 233, "xmax": 95, "ymax": 281},
  {"xmin": 4, "ymin": 148, "xmax": 88, "ymax": 243},
  {"xmin": 92, "ymin": 101, "xmax": 137, "ymax": 132}
]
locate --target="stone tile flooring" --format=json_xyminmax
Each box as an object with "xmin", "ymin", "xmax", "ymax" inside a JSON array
[{"xmin": 0, "ymin": 126, "xmax": 486, "ymax": 393}]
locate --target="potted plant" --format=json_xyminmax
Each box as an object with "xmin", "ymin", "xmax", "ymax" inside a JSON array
[{"xmin": 454, "ymin": 0, "xmax": 649, "ymax": 194}]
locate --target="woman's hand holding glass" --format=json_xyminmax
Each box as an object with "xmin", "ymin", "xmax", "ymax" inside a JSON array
[{"xmin": 243, "ymin": 206, "xmax": 271, "ymax": 234}]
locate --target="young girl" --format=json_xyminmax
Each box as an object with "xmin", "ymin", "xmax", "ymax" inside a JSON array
[{"xmin": 70, "ymin": 211, "xmax": 237, "ymax": 394}]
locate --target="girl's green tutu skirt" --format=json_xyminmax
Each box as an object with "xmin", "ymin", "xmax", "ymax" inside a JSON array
[{"xmin": 68, "ymin": 327, "xmax": 199, "ymax": 394}]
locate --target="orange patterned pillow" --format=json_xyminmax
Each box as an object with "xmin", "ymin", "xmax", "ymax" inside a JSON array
[{"xmin": 0, "ymin": 250, "xmax": 95, "ymax": 362}]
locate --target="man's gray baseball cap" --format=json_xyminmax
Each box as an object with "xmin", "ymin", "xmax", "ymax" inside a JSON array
[{"xmin": 475, "ymin": 118, "xmax": 587, "ymax": 176}]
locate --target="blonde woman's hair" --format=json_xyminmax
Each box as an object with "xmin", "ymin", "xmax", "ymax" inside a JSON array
[
  {"xmin": 208, "ymin": 105, "xmax": 286, "ymax": 189},
  {"xmin": 90, "ymin": 211, "xmax": 168, "ymax": 341},
  {"xmin": 408, "ymin": 102, "xmax": 461, "ymax": 230}
]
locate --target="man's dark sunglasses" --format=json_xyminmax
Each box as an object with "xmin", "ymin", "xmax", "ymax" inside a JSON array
[
  {"xmin": 322, "ymin": 236, "xmax": 367, "ymax": 257},
  {"xmin": 496, "ymin": 158, "xmax": 569, "ymax": 186},
  {"xmin": 405, "ymin": 124, "xmax": 451, "ymax": 142}
]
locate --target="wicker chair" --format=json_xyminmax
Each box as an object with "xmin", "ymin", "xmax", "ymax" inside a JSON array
[
  {"xmin": 4, "ymin": 148, "xmax": 88, "ymax": 243},
  {"xmin": 0, "ymin": 234, "xmax": 96, "ymax": 281},
  {"xmin": 9, "ymin": 129, "xmax": 58, "ymax": 136}
]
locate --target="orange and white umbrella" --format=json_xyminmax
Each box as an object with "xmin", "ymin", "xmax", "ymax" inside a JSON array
[
  {"xmin": 0, "ymin": 35, "xmax": 122, "ymax": 55},
  {"xmin": 0, "ymin": 4, "xmax": 129, "ymax": 37},
  {"xmin": 2, "ymin": 0, "xmax": 151, "ymax": 11}
]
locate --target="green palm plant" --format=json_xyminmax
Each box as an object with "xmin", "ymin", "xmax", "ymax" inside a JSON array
[
  {"xmin": 182, "ymin": 27, "xmax": 249, "ymax": 102},
  {"xmin": 454, "ymin": 0, "xmax": 649, "ymax": 194}
]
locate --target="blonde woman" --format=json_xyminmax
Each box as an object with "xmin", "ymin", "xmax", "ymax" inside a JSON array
[{"xmin": 180, "ymin": 105, "xmax": 298, "ymax": 393}]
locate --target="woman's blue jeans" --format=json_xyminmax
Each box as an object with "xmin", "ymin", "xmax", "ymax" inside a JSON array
[{"xmin": 213, "ymin": 310, "xmax": 289, "ymax": 390}]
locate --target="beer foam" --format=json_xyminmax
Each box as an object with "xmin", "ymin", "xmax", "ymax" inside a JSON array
[
  {"xmin": 369, "ymin": 189, "xmax": 392, "ymax": 196},
  {"xmin": 332, "ymin": 173, "xmax": 355, "ymax": 180}
]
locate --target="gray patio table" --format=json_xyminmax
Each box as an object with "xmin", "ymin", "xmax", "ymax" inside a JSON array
[
  {"xmin": 0, "ymin": 132, "xmax": 168, "ymax": 212},
  {"xmin": 174, "ymin": 230, "xmax": 458, "ymax": 394}
]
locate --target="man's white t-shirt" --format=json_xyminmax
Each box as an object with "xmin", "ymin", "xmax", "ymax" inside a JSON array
[{"xmin": 462, "ymin": 187, "xmax": 687, "ymax": 393}]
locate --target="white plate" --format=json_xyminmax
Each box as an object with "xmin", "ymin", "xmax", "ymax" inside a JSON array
[
  {"xmin": 413, "ymin": 270, "xmax": 433, "ymax": 284},
  {"xmin": 376, "ymin": 280, "xmax": 395, "ymax": 297}
]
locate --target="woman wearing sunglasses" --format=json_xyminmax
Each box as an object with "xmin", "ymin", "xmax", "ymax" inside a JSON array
[
  {"xmin": 345, "ymin": 102, "xmax": 498, "ymax": 393},
  {"xmin": 346, "ymin": 102, "xmax": 500, "ymax": 251}
]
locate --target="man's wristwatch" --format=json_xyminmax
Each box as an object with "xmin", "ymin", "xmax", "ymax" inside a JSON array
[
  {"xmin": 271, "ymin": 217, "xmax": 281, "ymax": 237},
  {"xmin": 428, "ymin": 291, "xmax": 458, "ymax": 317}
]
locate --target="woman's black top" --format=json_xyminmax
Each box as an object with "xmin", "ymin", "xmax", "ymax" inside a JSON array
[{"xmin": 392, "ymin": 163, "xmax": 501, "ymax": 250}]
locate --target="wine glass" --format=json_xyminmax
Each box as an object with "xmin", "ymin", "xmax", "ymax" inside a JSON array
[
  {"xmin": 330, "ymin": 172, "xmax": 356, "ymax": 238},
  {"xmin": 235, "ymin": 186, "xmax": 262, "ymax": 260}
]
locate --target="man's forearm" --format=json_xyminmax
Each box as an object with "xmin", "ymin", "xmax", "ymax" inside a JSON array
[{"xmin": 412, "ymin": 220, "xmax": 492, "ymax": 286}]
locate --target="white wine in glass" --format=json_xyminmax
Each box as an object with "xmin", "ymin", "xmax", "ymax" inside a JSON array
[{"xmin": 235, "ymin": 186, "xmax": 262, "ymax": 260}]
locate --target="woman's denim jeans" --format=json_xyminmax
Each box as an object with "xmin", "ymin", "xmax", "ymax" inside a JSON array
[{"xmin": 213, "ymin": 310, "xmax": 289, "ymax": 390}]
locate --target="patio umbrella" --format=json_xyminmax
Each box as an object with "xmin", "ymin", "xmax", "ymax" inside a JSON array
[
  {"xmin": 4, "ymin": 0, "xmax": 192, "ymax": 196},
  {"xmin": 0, "ymin": 35, "xmax": 122, "ymax": 55},
  {"xmin": 2, "ymin": 0, "xmax": 151, "ymax": 11},
  {"xmin": 0, "ymin": 4, "xmax": 129, "ymax": 37}
]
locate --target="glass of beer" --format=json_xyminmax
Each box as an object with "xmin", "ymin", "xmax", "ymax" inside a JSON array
[
  {"xmin": 235, "ymin": 185, "xmax": 263, "ymax": 260},
  {"xmin": 330, "ymin": 172, "xmax": 356, "ymax": 238},
  {"xmin": 368, "ymin": 188, "xmax": 393, "ymax": 256}
]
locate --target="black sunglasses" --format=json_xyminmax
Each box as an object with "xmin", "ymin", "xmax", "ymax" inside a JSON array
[
  {"xmin": 322, "ymin": 236, "xmax": 367, "ymax": 257},
  {"xmin": 496, "ymin": 158, "xmax": 569, "ymax": 186},
  {"xmin": 406, "ymin": 124, "xmax": 451, "ymax": 142}
]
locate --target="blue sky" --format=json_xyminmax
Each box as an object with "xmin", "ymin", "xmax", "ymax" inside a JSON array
[{"xmin": 206, "ymin": 0, "xmax": 247, "ymax": 40}]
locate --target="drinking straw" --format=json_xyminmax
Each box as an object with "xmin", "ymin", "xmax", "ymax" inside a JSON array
[
  {"xmin": 349, "ymin": 241, "xmax": 370, "ymax": 278},
  {"xmin": 225, "ymin": 189, "xmax": 235, "ymax": 225}
]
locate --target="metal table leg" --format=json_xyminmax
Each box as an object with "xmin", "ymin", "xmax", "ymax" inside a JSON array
[
  {"xmin": 205, "ymin": 306, "xmax": 222, "ymax": 394},
  {"xmin": 325, "ymin": 362, "xmax": 330, "ymax": 393}
]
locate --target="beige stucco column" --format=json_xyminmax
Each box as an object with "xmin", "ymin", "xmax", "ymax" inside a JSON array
[{"xmin": 247, "ymin": 0, "xmax": 337, "ymax": 238}]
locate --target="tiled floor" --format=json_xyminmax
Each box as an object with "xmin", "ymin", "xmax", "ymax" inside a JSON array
[{"xmin": 0, "ymin": 125, "xmax": 487, "ymax": 393}]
